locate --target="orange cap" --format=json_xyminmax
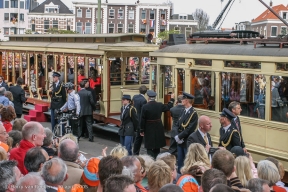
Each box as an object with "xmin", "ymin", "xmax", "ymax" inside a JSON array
[
  {"xmin": 82, "ymin": 157, "xmax": 100, "ymax": 187},
  {"xmin": 0, "ymin": 141, "xmax": 9, "ymax": 152}
]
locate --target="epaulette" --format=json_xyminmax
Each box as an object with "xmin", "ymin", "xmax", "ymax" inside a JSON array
[{"xmin": 130, "ymin": 106, "xmax": 137, "ymax": 118}]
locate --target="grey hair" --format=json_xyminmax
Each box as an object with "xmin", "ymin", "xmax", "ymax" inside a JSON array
[
  {"xmin": 0, "ymin": 160, "xmax": 17, "ymax": 191},
  {"xmin": 228, "ymin": 101, "xmax": 240, "ymax": 111},
  {"xmin": 156, "ymin": 152, "xmax": 171, "ymax": 160},
  {"xmin": 22, "ymin": 122, "xmax": 42, "ymax": 140},
  {"xmin": 122, "ymin": 165, "xmax": 136, "ymax": 180},
  {"xmin": 257, "ymin": 160, "xmax": 280, "ymax": 186},
  {"xmin": 120, "ymin": 156, "xmax": 139, "ymax": 180},
  {"xmin": 16, "ymin": 172, "xmax": 46, "ymax": 192},
  {"xmin": 42, "ymin": 157, "xmax": 67, "ymax": 185},
  {"xmin": 59, "ymin": 139, "xmax": 79, "ymax": 162},
  {"xmin": 0, "ymin": 87, "xmax": 5, "ymax": 95},
  {"xmin": 247, "ymin": 178, "xmax": 270, "ymax": 192},
  {"xmin": 43, "ymin": 128, "xmax": 53, "ymax": 147}
]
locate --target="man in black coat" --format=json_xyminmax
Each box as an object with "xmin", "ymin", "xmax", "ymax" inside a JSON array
[
  {"xmin": 50, "ymin": 72, "xmax": 66, "ymax": 132},
  {"xmin": 218, "ymin": 108, "xmax": 242, "ymax": 151},
  {"xmin": 78, "ymin": 80, "xmax": 96, "ymax": 142},
  {"xmin": 168, "ymin": 95, "xmax": 185, "ymax": 156},
  {"xmin": 228, "ymin": 101, "xmax": 246, "ymax": 152},
  {"xmin": 9, "ymin": 77, "xmax": 27, "ymax": 118},
  {"xmin": 0, "ymin": 76, "xmax": 9, "ymax": 91},
  {"xmin": 174, "ymin": 92, "xmax": 198, "ymax": 173},
  {"xmin": 119, "ymin": 94, "xmax": 139, "ymax": 155},
  {"xmin": 132, "ymin": 85, "xmax": 147, "ymax": 155},
  {"xmin": 140, "ymin": 90, "xmax": 174, "ymax": 159}
]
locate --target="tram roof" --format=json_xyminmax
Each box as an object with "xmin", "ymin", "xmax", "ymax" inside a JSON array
[{"xmin": 5, "ymin": 33, "xmax": 147, "ymax": 38}]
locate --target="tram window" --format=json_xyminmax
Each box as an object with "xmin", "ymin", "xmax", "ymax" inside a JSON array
[
  {"xmin": 124, "ymin": 57, "xmax": 139, "ymax": 85},
  {"xmin": 191, "ymin": 70, "xmax": 215, "ymax": 110},
  {"xmin": 164, "ymin": 66, "xmax": 172, "ymax": 88},
  {"xmin": 225, "ymin": 61, "xmax": 261, "ymax": 69},
  {"xmin": 195, "ymin": 59, "xmax": 212, "ymax": 66},
  {"xmin": 141, "ymin": 57, "xmax": 150, "ymax": 84},
  {"xmin": 110, "ymin": 58, "xmax": 121, "ymax": 85},
  {"xmin": 276, "ymin": 63, "xmax": 288, "ymax": 71}
]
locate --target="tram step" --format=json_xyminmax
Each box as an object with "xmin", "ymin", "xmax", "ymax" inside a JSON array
[
  {"xmin": 24, "ymin": 115, "xmax": 37, "ymax": 122},
  {"xmin": 92, "ymin": 123, "xmax": 118, "ymax": 134},
  {"xmin": 28, "ymin": 110, "xmax": 47, "ymax": 122},
  {"xmin": 35, "ymin": 104, "xmax": 49, "ymax": 112}
]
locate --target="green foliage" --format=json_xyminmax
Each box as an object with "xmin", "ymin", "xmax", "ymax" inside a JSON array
[
  {"xmin": 47, "ymin": 27, "xmax": 78, "ymax": 34},
  {"xmin": 25, "ymin": 29, "xmax": 32, "ymax": 34},
  {"xmin": 157, "ymin": 30, "xmax": 180, "ymax": 41}
]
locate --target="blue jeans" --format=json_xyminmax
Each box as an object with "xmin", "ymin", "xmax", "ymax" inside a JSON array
[
  {"xmin": 120, "ymin": 136, "xmax": 134, "ymax": 155},
  {"xmin": 177, "ymin": 146, "xmax": 187, "ymax": 174},
  {"xmin": 50, "ymin": 109, "xmax": 56, "ymax": 132}
]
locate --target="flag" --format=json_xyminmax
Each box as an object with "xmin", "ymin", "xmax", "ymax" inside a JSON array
[{"xmin": 150, "ymin": 20, "xmax": 154, "ymax": 28}]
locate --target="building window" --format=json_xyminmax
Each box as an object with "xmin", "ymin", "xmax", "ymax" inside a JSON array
[
  {"xmin": 96, "ymin": 9, "xmax": 102, "ymax": 18},
  {"xmin": 185, "ymin": 27, "xmax": 192, "ymax": 38},
  {"xmin": 45, "ymin": 6, "xmax": 59, "ymax": 13},
  {"xmin": 20, "ymin": 13, "xmax": 24, "ymax": 21},
  {"xmin": 118, "ymin": 23, "xmax": 123, "ymax": 33},
  {"xmin": 128, "ymin": 24, "xmax": 134, "ymax": 33},
  {"xmin": 31, "ymin": 24, "xmax": 35, "ymax": 31},
  {"xmin": 150, "ymin": 10, "xmax": 155, "ymax": 20},
  {"xmin": 141, "ymin": 10, "xmax": 146, "ymax": 19},
  {"xmin": 77, "ymin": 9, "xmax": 82, "ymax": 18},
  {"xmin": 67, "ymin": 24, "xmax": 70, "ymax": 31},
  {"xmin": 109, "ymin": 9, "xmax": 115, "ymax": 19},
  {"xmin": 20, "ymin": 1, "xmax": 24, "ymax": 8},
  {"xmin": 4, "ymin": 13, "xmax": 9, "ymax": 21},
  {"xmin": 76, "ymin": 22, "xmax": 82, "ymax": 33},
  {"xmin": 160, "ymin": 10, "xmax": 166, "ymax": 19},
  {"xmin": 11, "ymin": 0, "xmax": 18, "ymax": 8},
  {"xmin": 128, "ymin": 10, "xmax": 134, "ymax": 19},
  {"xmin": 118, "ymin": 9, "xmax": 124, "ymax": 19},
  {"xmin": 10, "ymin": 27, "xmax": 17, "ymax": 34},
  {"xmin": 10, "ymin": 13, "xmax": 18, "ymax": 22},
  {"xmin": 85, "ymin": 22, "xmax": 91, "ymax": 34},
  {"xmin": 281, "ymin": 26, "xmax": 287, "ymax": 35},
  {"xmin": 284, "ymin": 12, "xmax": 287, "ymax": 19},
  {"xmin": 86, "ymin": 9, "xmax": 91, "ymax": 18},
  {"xmin": 160, "ymin": 25, "xmax": 166, "ymax": 32},
  {"xmin": 44, "ymin": 20, "xmax": 49, "ymax": 32},
  {"xmin": 271, "ymin": 26, "xmax": 277, "ymax": 37},
  {"xmin": 108, "ymin": 23, "xmax": 114, "ymax": 33},
  {"xmin": 174, "ymin": 26, "xmax": 181, "ymax": 33},
  {"xmin": 5, "ymin": 0, "xmax": 9, "ymax": 8},
  {"xmin": 52, "ymin": 20, "xmax": 58, "ymax": 29},
  {"xmin": 4, "ymin": 28, "xmax": 9, "ymax": 35},
  {"xmin": 140, "ymin": 24, "xmax": 146, "ymax": 34}
]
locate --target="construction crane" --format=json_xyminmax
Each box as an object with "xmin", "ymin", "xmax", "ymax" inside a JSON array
[{"xmin": 211, "ymin": 0, "xmax": 235, "ymax": 29}]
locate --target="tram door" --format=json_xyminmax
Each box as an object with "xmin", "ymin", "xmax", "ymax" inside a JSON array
[{"xmin": 177, "ymin": 69, "xmax": 185, "ymax": 95}]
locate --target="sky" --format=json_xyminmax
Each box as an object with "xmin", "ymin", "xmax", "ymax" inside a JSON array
[{"xmin": 39, "ymin": 0, "xmax": 286, "ymax": 28}]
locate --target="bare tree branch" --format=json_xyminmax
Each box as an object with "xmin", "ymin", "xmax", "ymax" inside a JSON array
[{"xmin": 192, "ymin": 9, "xmax": 210, "ymax": 31}]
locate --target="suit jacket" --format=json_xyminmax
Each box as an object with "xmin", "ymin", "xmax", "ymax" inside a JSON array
[
  {"xmin": 187, "ymin": 129, "xmax": 213, "ymax": 148},
  {"xmin": 0, "ymin": 82, "xmax": 9, "ymax": 91},
  {"xmin": 50, "ymin": 81, "xmax": 66, "ymax": 110},
  {"xmin": 231, "ymin": 116, "xmax": 245, "ymax": 148},
  {"xmin": 78, "ymin": 88, "xmax": 95, "ymax": 116},
  {"xmin": 176, "ymin": 107, "xmax": 198, "ymax": 148},
  {"xmin": 119, "ymin": 104, "xmax": 139, "ymax": 136},
  {"xmin": 132, "ymin": 94, "xmax": 147, "ymax": 123},
  {"xmin": 86, "ymin": 87, "xmax": 97, "ymax": 104},
  {"xmin": 218, "ymin": 124, "xmax": 242, "ymax": 151},
  {"xmin": 9, "ymin": 85, "xmax": 27, "ymax": 115},
  {"xmin": 46, "ymin": 187, "xmax": 58, "ymax": 192},
  {"xmin": 170, "ymin": 104, "xmax": 185, "ymax": 138},
  {"xmin": 63, "ymin": 161, "xmax": 83, "ymax": 192}
]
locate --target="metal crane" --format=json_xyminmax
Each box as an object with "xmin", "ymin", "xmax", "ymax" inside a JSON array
[{"xmin": 211, "ymin": 0, "xmax": 235, "ymax": 29}]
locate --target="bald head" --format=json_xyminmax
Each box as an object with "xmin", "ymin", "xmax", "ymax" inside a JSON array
[
  {"xmin": 22, "ymin": 122, "xmax": 46, "ymax": 146},
  {"xmin": 198, "ymin": 115, "xmax": 212, "ymax": 133},
  {"xmin": 16, "ymin": 173, "xmax": 46, "ymax": 192},
  {"xmin": 58, "ymin": 139, "xmax": 79, "ymax": 162}
]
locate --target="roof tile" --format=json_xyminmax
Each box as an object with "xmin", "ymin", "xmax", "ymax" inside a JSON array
[{"xmin": 252, "ymin": 4, "xmax": 288, "ymax": 23}]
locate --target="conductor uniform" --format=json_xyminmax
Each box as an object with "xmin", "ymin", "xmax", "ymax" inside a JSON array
[
  {"xmin": 140, "ymin": 90, "xmax": 174, "ymax": 159},
  {"xmin": 231, "ymin": 116, "xmax": 245, "ymax": 149},
  {"xmin": 219, "ymin": 108, "xmax": 242, "ymax": 151}
]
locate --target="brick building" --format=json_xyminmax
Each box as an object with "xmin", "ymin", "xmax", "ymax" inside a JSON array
[{"xmin": 169, "ymin": 13, "xmax": 197, "ymax": 39}]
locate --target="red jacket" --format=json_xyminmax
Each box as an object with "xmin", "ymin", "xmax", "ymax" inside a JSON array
[
  {"xmin": 3, "ymin": 121, "xmax": 12, "ymax": 133},
  {"xmin": 9, "ymin": 139, "xmax": 35, "ymax": 175}
]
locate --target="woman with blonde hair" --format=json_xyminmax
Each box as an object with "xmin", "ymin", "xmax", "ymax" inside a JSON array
[
  {"xmin": 234, "ymin": 156, "xmax": 253, "ymax": 187},
  {"xmin": 110, "ymin": 144, "xmax": 128, "ymax": 159},
  {"xmin": 181, "ymin": 143, "xmax": 210, "ymax": 174}
]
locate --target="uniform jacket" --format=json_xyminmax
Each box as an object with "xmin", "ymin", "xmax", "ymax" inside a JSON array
[
  {"xmin": 0, "ymin": 82, "xmax": 9, "ymax": 91},
  {"xmin": 9, "ymin": 85, "xmax": 27, "ymax": 115},
  {"xmin": 78, "ymin": 88, "xmax": 95, "ymax": 116},
  {"xmin": 231, "ymin": 116, "xmax": 245, "ymax": 148},
  {"xmin": 170, "ymin": 104, "xmax": 185, "ymax": 138},
  {"xmin": 50, "ymin": 81, "xmax": 66, "ymax": 110},
  {"xmin": 187, "ymin": 129, "xmax": 213, "ymax": 148},
  {"xmin": 119, "ymin": 104, "xmax": 139, "ymax": 136},
  {"xmin": 176, "ymin": 107, "xmax": 198, "ymax": 148},
  {"xmin": 218, "ymin": 124, "xmax": 242, "ymax": 151},
  {"xmin": 132, "ymin": 94, "xmax": 147, "ymax": 123},
  {"xmin": 140, "ymin": 98, "xmax": 174, "ymax": 149},
  {"xmin": 63, "ymin": 161, "xmax": 83, "ymax": 192}
]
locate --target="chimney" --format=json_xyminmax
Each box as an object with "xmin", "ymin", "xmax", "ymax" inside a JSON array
[{"xmin": 270, "ymin": 0, "xmax": 273, "ymax": 7}]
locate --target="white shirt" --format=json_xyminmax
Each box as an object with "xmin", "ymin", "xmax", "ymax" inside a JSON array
[
  {"xmin": 223, "ymin": 124, "xmax": 231, "ymax": 133},
  {"xmin": 198, "ymin": 128, "xmax": 206, "ymax": 140},
  {"xmin": 185, "ymin": 106, "xmax": 192, "ymax": 114},
  {"xmin": 55, "ymin": 80, "xmax": 60, "ymax": 88}
]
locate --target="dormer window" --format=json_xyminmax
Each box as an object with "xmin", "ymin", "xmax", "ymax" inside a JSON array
[
  {"xmin": 283, "ymin": 12, "xmax": 287, "ymax": 19},
  {"xmin": 45, "ymin": 4, "xmax": 59, "ymax": 13}
]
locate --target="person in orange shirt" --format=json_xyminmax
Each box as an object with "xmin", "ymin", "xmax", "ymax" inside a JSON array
[{"xmin": 77, "ymin": 69, "xmax": 85, "ymax": 91}]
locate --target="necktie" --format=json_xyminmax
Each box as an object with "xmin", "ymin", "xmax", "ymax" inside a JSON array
[
  {"xmin": 204, "ymin": 135, "xmax": 208, "ymax": 145},
  {"xmin": 235, "ymin": 119, "xmax": 239, "ymax": 130}
]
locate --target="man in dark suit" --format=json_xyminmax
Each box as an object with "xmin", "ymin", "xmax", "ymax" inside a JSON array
[
  {"xmin": 0, "ymin": 76, "xmax": 9, "ymax": 91},
  {"xmin": 140, "ymin": 90, "xmax": 174, "ymax": 159},
  {"xmin": 78, "ymin": 80, "xmax": 96, "ymax": 142},
  {"xmin": 187, "ymin": 115, "xmax": 213, "ymax": 149},
  {"xmin": 50, "ymin": 72, "xmax": 66, "ymax": 132},
  {"xmin": 228, "ymin": 101, "xmax": 246, "ymax": 152},
  {"xmin": 218, "ymin": 108, "xmax": 242, "ymax": 151},
  {"xmin": 84, "ymin": 78, "xmax": 97, "ymax": 104},
  {"xmin": 132, "ymin": 85, "xmax": 147, "ymax": 155},
  {"xmin": 174, "ymin": 92, "xmax": 198, "ymax": 173},
  {"xmin": 9, "ymin": 77, "xmax": 27, "ymax": 118},
  {"xmin": 168, "ymin": 95, "xmax": 185, "ymax": 156}
]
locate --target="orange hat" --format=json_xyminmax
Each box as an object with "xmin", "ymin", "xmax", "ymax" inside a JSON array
[
  {"xmin": 0, "ymin": 141, "xmax": 9, "ymax": 152},
  {"xmin": 82, "ymin": 157, "xmax": 100, "ymax": 187}
]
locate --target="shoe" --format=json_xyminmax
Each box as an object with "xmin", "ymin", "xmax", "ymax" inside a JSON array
[{"xmin": 88, "ymin": 137, "xmax": 94, "ymax": 142}]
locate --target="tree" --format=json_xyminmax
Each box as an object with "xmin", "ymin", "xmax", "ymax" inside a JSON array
[
  {"xmin": 157, "ymin": 30, "xmax": 180, "ymax": 42},
  {"xmin": 192, "ymin": 9, "xmax": 209, "ymax": 31},
  {"xmin": 25, "ymin": 29, "xmax": 32, "ymax": 34},
  {"xmin": 47, "ymin": 28, "xmax": 78, "ymax": 34},
  {"xmin": 281, "ymin": 27, "xmax": 287, "ymax": 36}
]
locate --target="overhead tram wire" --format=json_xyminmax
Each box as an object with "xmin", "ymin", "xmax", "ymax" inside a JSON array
[{"xmin": 217, "ymin": 0, "xmax": 236, "ymax": 29}]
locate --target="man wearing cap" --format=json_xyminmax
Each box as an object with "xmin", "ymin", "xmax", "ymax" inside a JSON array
[
  {"xmin": 119, "ymin": 94, "xmax": 139, "ymax": 155},
  {"xmin": 218, "ymin": 108, "xmax": 242, "ymax": 151},
  {"xmin": 50, "ymin": 72, "xmax": 67, "ymax": 132},
  {"xmin": 140, "ymin": 90, "xmax": 174, "ymax": 159},
  {"xmin": 174, "ymin": 92, "xmax": 198, "ymax": 173}
]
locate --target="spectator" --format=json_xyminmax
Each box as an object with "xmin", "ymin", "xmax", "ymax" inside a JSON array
[
  {"xmin": 147, "ymin": 160, "xmax": 173, "ymax": 192},
  {"xmin": 59, "ymin": 133, "xmax": 78, "ymax": 144},
  {"xmin": 121, "ymin": 156, "xmax": 142, "ymax": 191},
  {"xmin": 234, "ymin": 156, "xmax": 253, "ymax": 187},
  {"xmin": 12, "ymin": 118, "xmax": 27, "ymax": 131},
  {"xmin": 139, "ymin": 154, "xmax": 155, "ymax": 173},
  {"xmin": 210, "ymin": 184, "xmax": 234, "ymax": 192},
  {"xmin": 159, "ymin": 184, "xmax": 184, "ymax": 192},
  {"xmin": 247, "ymin": 178, "xmax": 270, "ymax": 192},
  {"xmin": 257, "ymin": 160, "xmax": 285, "ymax": 192},
  {"xmin": 9, "ymin": 77, "xmax": 27, "ymax": 118},
  {"xmin": 0, "ymin": 87, "xmax": 9, "ymax": 106},
  {"xmin": 58, "ymin": 139, "xmax": 83, "ymax": 192},
  {"xmin": 0, "ymin": 160, "xmax": 23, "ymax": 191},
  {"xmin": 177, "ymin": 165, "xmax": 204, "ymax": 191},
  {"xmin": 42, "ymin": 157, "xmax": 68, "ymax": 192},
  {"xmin": 0, "ymin": 76, "xmax": 9, "ymax": 91},
  {"xmin": 0, "ymin": 142, "xmax": 9, "ymax": 160},
  {"xmin": 265, "ymin": 157, "xmax": 287, "ymax": 191},
  {"xmin": 157, "ymin": 153, "xmax": 178, "ymax": 183},
  {"xmin": 8, "ymin": 130, "xmax": 22, "ymax": 148},
  {"xmin": 105, "ymin": 175, "xmax": 136, "ymax": 192},
  {"xmin": 16, "ymin": 172, "xmax": 46, "ymax": 192},
  {"xmin": 201, "ymin": 168, "xmax": 227, "ymax": 192},
  {"xmin": 136, "ymin": 156, "xmax": 148, "ymax": 192},
  {"xmin": 110, "ymin": 144, "xmax": 128, "ymax": 159},
  {"xmin": 0, "ymin": 123, "xmax": 9, "ymax": 143},
  {"xmin": 10, "ymin": 122, "xmax": 46, "ymax": 175},
  {"xmin": 42, "ymin": 128, "xmax": 57, "ymax": 157},
  {"xmin": 24, "ymin": 147, "xmax": 49, "ymax": 173},
  {"xmin": 1, "ymin": 106, "xmax": 16, "ymax": 132},
  {"xmin": 7, "ymin": 136, "xmax": 13, "ymax": 151},
  {"xmin": 80, "ymin": 157, "xmax": 101, "ymax": 191},
  {"xmin": 4, "ymin": 91, "xmax": 14, "ymax": 108}
]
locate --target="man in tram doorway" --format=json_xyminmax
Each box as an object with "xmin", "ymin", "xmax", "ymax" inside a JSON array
[
  {"xmin": 140, "ymin": 90, "xmax": 175, "ymax": 159},
  {"xmin": 50, "ymin": 72, "xmax": 66, "ymax": 132},
  {"xmin": 0, "ymin": 76, "xmax": 9, "ymax": 91},
  {"xmin": 119, "ymin": 95, "xmax": 139, "ymax": 155},
  {"xmin": 132, "ymin": 85, "xmax": 147, "ymax": 155},
  {"xmin": 228, "ymin": 101, "xmax": 246, "ymax": 152},
  {"xmin": 174, "ymin": 92, "xmax": 198, "ymax": 173},
  {"xmin": 218, "ymin": 108, "xmax": 242, "ymax": 151}
]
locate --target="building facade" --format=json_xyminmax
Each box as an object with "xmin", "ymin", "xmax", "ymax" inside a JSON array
[
  {"xmin": 251, "ymin": 4, "xmax": 288, "ymax": 37},
  {"xmin": 27, "ymin": 0, "xmax": 74, "ymax": 34},
  {"xmin": 169, "ymin": 13, "xmax": 197, "ymax": 39}
]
